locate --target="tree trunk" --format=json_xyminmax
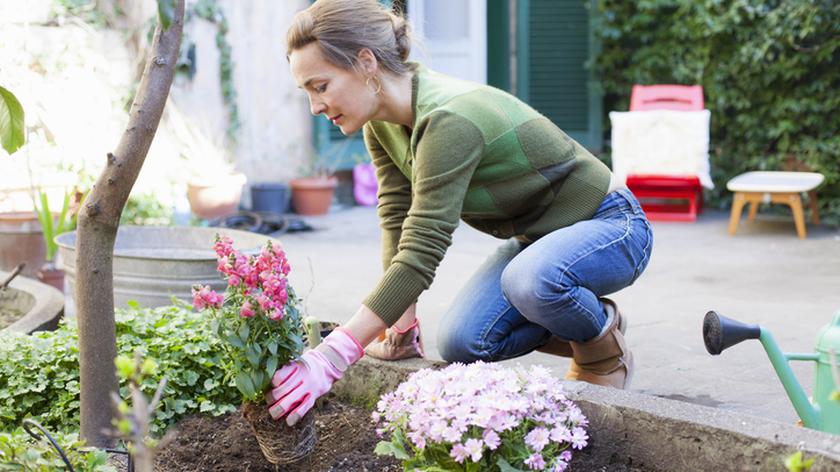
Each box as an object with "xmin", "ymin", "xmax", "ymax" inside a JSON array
[{"xmin": 76, "ymin": 0, "xmax": 184, "ymax": 447}]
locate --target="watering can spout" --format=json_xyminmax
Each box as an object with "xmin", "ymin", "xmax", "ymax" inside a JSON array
[
  {"xmin": 703, "ymin": 310, "xmax": 823, "ymax": 431},
  {"xmin": 703, "ymin": 311, "xmax": 760, "ymax": 355}
]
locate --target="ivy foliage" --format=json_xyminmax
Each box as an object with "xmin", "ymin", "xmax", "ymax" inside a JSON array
[
  {"xmin": 182, "ymin": 0, "xmax": 240, "ymax": 143},
  {"xmin": 0, "ymin": 303, "xmax": 240, "ymax": 438},
  {"xmin": 593, "ymin": 0, "xmax": 840, "ymax": 224},
  {"xmin": 0, "ymin": 430, "xmax": 114, "ymax": 472}
]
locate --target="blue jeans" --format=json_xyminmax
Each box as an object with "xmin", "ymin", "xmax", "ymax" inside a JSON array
[{"xmin": 437, "ymin": 189, "xmax": 653, "ymax": 362}]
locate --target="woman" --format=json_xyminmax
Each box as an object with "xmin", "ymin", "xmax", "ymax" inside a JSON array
[{"xmin": 268, "ymin": 0, "xmax": 653, "ymax": 426}]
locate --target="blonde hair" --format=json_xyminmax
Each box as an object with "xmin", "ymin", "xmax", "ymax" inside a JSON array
[{"xmin": 287, "ymin": 0, "xmax": 413, "ymax": 76}]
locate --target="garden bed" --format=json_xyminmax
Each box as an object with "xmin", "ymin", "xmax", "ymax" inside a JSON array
[{"xmin": 155, "ymin": 395, "xmax": 401, "ymax": 471}]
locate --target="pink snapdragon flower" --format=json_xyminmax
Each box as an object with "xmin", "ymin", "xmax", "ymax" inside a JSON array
[
  {"xmin": 191, "ymin": 285, "xmax": 223, "ymax": 310},
  {"xmin": 201, "ymin": 237, "xmax": 295, "ymax": 322},
  {"xmin": 239, "ymin": 301, "xmax": 254, "ymax": 318}
]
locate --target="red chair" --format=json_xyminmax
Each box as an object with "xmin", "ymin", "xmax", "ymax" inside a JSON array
[{"xmin": 625, "ymin": 84, "xmax": 706, "ymax": 222}]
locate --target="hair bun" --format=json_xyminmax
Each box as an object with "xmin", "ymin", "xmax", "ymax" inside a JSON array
[{"xmin": 392, "ymin": 15, "xmax": 411, "ymax": 62}]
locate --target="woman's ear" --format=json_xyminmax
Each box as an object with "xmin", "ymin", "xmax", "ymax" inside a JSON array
[{"xmin": 357, "ymin": 48, "xmax": 379, "ymax": 76}]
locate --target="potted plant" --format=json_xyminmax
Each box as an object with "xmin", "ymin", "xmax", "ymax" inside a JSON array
[
  {"xmin": 191, "ymin": 235, "xmax": 314, "ymax": 465},
  {"xmin": 167, "ymin": 104, "xmax": 246, "ymax": 219},
  {"xmin": 187, "ymin": 170, "xmax": 247, "ymax": 220},
  {"xmin": 289, "ymin": 144, "xmax": 349, "ymax": 216},
  {"xmin": 33, "ymin": 189, "xmax": 77, "ymax": 292}
]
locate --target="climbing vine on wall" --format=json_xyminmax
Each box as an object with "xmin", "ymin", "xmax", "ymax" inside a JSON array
[{"xmin": 178, "ymin": 0, "xmax": 240, "ymax": 144}]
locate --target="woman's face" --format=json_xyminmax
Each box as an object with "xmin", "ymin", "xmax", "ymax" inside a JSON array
[{"xmin": 289, "ymin": 42, "xmax": 377, "ymax": 136}]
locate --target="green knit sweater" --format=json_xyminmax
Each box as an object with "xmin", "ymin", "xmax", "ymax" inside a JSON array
[{"xmin": 362, "ymin": 64, "xmax": 611, "ymax": 326}]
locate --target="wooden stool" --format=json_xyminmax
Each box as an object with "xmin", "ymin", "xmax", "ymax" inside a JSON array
[{"xmin": 727, "ymin": 171, "xmax": 824, "ymax": 239}]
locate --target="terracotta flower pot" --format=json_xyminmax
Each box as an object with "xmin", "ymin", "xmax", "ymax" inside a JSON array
[
  {"xmin": 290, "ymin": 176, "xmax": 338, "ymax": 216},
  {"xmin": 240, "ymin": 401, "xmax": 316, "ymax": 465},
  {"xmin": 187, "ymin": 173, "xmax": 247, "ymax": 220},
  {"xmin": 0, "ymin": 212, "xmax": 46, "ymax": 278}
]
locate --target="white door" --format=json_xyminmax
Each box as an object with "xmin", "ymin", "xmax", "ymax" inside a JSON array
[{"xmin": 408, "ymin": 0, "xmax": 487, "ymax": 84}]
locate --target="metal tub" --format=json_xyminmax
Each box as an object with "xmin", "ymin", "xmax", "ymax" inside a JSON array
[{"xmin": 56, "ymin": 226, "xmax": 281, "ymax": 317}]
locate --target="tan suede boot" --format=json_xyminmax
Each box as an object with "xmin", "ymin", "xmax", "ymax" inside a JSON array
[
  {"xmin": 364, "ymin": 320, "xmax": 424, "ymax": 360},
  {"xmin": 536, "ymin": 298, "xmax": 627, "ymax": 358},
  {"xmin": 564, "ymin": 299, "xmax": 633, "ymax": 389}
]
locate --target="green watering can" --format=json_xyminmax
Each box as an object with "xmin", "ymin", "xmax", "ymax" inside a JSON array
[{"xmin": 703, "ymin": 310, "xmax": 840, "ymax": 435}]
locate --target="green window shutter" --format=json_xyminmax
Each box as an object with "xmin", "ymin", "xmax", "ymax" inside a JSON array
[
  {"xmin": 517, "ymin": 0, "xmax": 603, "ymax": 152},
  {"xmin": 312, "ymin": 118, "xmax": 368, "ymax": 172},
  {"xmin": 487, "ymin": 0, "xmax": 511, "ymax": 92}
]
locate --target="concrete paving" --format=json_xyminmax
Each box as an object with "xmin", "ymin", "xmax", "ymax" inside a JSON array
[{"xmin": 279, "ymin": 204, "xmax": 840, "ymax": 427}]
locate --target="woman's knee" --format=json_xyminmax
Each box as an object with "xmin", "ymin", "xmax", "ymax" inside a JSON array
[
  {"xmin": 436, "ymin": 332, "xmax": 493, "ymax": 363},
  {"xmin": 501, "ymin": 258, "xmax": 564, "ymax": 321}
]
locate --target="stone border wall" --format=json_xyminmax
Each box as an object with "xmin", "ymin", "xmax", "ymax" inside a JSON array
[{"xmin": 334, "ymin": 357, "xmax": 840, "ymax": 471}]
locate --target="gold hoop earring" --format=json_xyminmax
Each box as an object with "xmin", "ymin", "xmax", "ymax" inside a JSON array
[{"xmin": 366, "ymin": 75, "xmax": 382, "ymax": 94}]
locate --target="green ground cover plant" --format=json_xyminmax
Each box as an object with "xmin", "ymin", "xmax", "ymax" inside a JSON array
[
  {"xmin": 593, "ymin": 0, "xmax": 840, "ymax": 224},
  {"xmin": 0, "ymin": 302, "xmax": 241, "ymax": 438},
  {"xmin": 0, "ymin": 430, "xmax": 114, "ymax": 471}
]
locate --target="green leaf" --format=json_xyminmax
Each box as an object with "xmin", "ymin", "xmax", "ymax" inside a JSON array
[
  {"xmin": 373, "ymin": 440, "xmax": 410, "ymax": 460},
  {"xmin": 251, "ymin": 370, "xmax": 267, "ymax": 393},
  {"xmin": 238, "ymin": 323, "xmax": 250, "ymax": 343},
  {"xmin": 266, "ymin": 356, "xmax": 278, "ymax": 377},
  {"xmin": 784, "ymin": 451, "xmax": 814, "ymax": 472},
  {"xmin": 225, "ymin": 334, "xmax": 244, "ymax": 349},
  {"xmin": 235, "ymin": 372, "xmax": 256, "ymax": 399},
  {"xmin": 245, "ymin": 345, "xmax": 261, "ymax": 368},
  {"xmin": 115, "ymin": 355, "xmax": 135, "ymax": 380},
  {"xmin": 497, "ymin": 458, "xmax": 526, "ymax": 472},
  {"xmin": 267, "ymin": 340, "xmax": 278, "ymax": 356},
  {"xmin": 0, "ymin": 86, "xmax": 24, "ymax": 155},
  {"xmin": 157, "ymin": 0, "xmax": 175, "ymax": 31},
  {"xmin": 141, "ymin": 358, "xmax": 158, "ymax": 376}
]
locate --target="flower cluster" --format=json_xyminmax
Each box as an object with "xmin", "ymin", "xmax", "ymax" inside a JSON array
[
  {"xmin": 191, "ymin": 235, "xmax": 304, "ymax": 402},
  {"xmin": 372, "ymin": 362, "xmax": 588, "ymax": 471},
  {"xmin": 195, "ymin": 235, "xmax": 292, "ymax": 319}
]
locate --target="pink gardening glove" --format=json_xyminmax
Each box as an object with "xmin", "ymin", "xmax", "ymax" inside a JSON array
[{"xmin": 266, "ymin": 328, "xmax": 363, "ymax": 426}]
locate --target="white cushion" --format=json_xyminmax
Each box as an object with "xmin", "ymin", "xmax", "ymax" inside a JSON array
[
  {"xmin": 609, "ymin": 110, "xmax": 714, "ymax": 189},
  {"xmin": 726, "ymin": 171, "xmax": 824, "ymax": 193}
]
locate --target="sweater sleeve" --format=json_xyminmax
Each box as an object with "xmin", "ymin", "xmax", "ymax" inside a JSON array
[
  {"xmin": 363, "ymin": 112, "xmax": 485, "ymax": 326},
  {"xmin": 363, "ymin": 124, "xmax": 412, "ymax": 272}
]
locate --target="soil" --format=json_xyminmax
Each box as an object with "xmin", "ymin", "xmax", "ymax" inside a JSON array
[
  {"xmin": 0, "ymin": 308, "xmax": 24, "ymax": 330},
  {"xmin": 155, "ymin": 395, "xmax": 401, "ymax": 471}
]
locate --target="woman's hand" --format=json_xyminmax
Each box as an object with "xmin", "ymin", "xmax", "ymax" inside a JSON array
[
  {"xmin": 266, "ymin": 305, "xmax": 384, "ymax": 425},
  {"xmin": 266, "ymin": 328, "xmax": 363, "ymax": 425}
]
